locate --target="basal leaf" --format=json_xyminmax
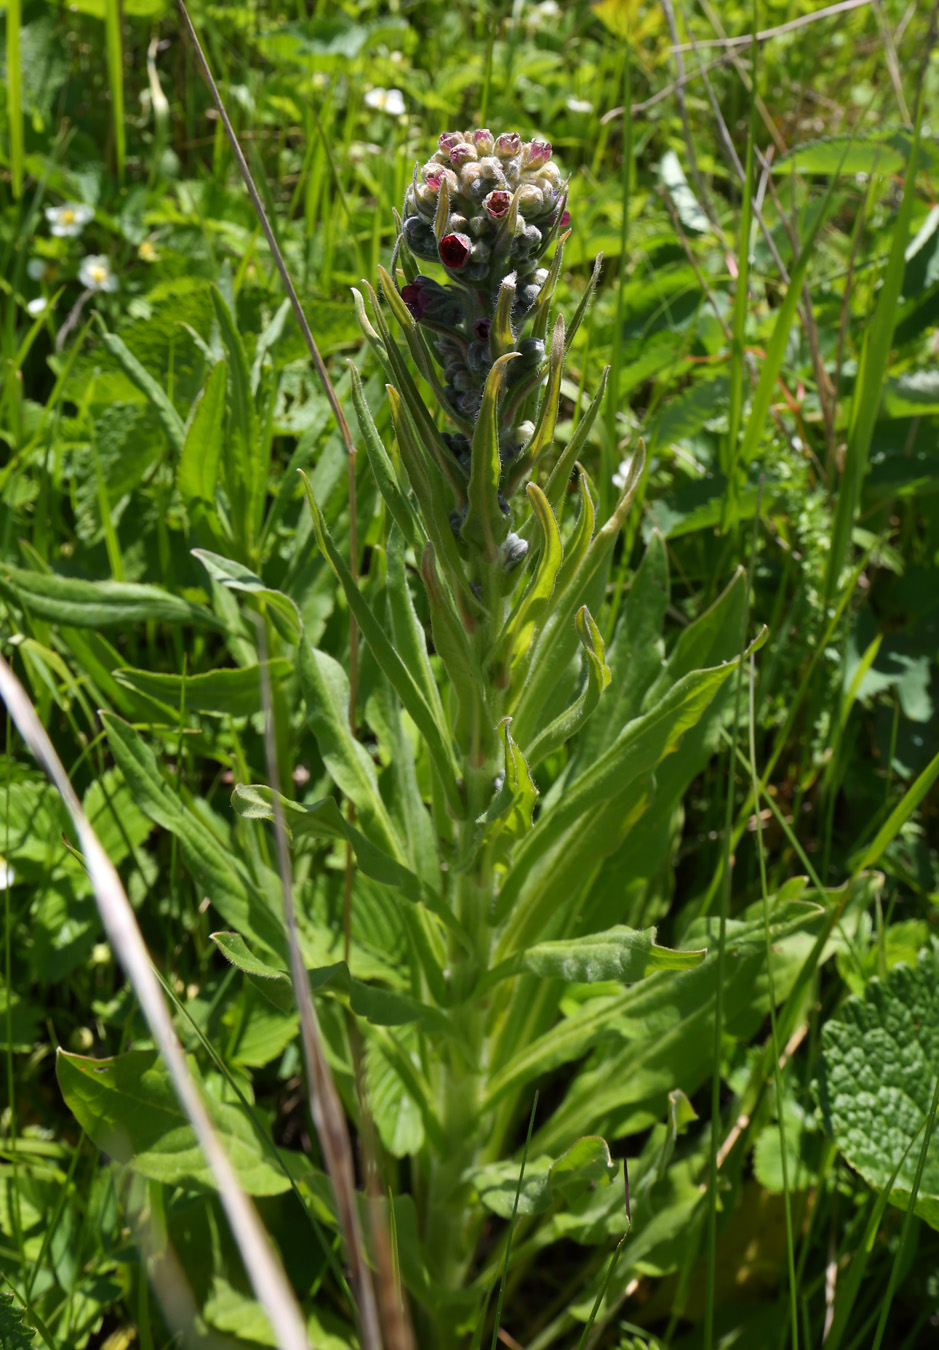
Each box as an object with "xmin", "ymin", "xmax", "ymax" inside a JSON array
[{"xmin": 56, "ymin": 1048, "xmax": 300, "ymax": 1195}]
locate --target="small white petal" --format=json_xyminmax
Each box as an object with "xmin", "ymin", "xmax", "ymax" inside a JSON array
[
  {"xmin": 26, "ymin": 297, "xmax": 49, "ymax": 316},
  {"xmin": 566, "ymin": 97, "xmax": 594, "ymax": 114}
]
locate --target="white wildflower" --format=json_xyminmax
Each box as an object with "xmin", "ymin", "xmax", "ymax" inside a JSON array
[
  {"xmin": 45, "ymin": 202, "xmax": 94, "ymax": 238},
  {"xmin": 566, "ymin": 97, "xmax": 594, "ymax": 114},
  {"xmin": 78, "ymin": 254, "xmax": 118, "ymax": 293},
  {"xmin": 26, "ymin": 297, "xmax": 49, "ymax": 317},
  {"xmin": 364, "ymin": 87, "xmax": 406, "ymax": 117}
]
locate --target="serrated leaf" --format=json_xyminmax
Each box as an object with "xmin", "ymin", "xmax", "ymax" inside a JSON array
[{"xmin": 818, "ymin": 951, "xmax": 939, "ymax": 1228}]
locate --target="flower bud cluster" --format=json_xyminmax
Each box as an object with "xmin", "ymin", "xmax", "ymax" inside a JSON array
[
  {"xmin": 398, "ymin": 130, "xmax": 567, "ymax": 456},
  {"xmin": 402, "ymin": 129, "xmax": 568, "ymax": 286}
]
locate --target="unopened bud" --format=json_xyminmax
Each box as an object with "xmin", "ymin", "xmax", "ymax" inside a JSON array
[{"xmin": 500, "ymin": 532, "xmax": 529, "ymax": 569}]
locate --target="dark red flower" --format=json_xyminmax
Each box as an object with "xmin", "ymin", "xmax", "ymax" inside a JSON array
[
  {"xmin": 401, "ymin": 282, "xmax": 426, "ymax": 318},
  {"xmin": 473, "ymin": 318, "xmax": 491, "ymax": 341},
  {"xmin": 439, "ymin": 232, "xmax": 471, "ymax": 269},
  {"xmin": 559, "ymin": 209, "xmax": 571, "ymax": 229}
]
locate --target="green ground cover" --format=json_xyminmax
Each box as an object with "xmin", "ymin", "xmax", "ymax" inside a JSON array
[{"xmin": 2, "ymin": 1, "xmax": 939, "ymax": 1347}]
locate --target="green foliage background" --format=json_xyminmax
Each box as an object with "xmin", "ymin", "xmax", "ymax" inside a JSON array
[{"xmin": 2, "ymin": 1, "xmax": 939, "ymax": 1348}]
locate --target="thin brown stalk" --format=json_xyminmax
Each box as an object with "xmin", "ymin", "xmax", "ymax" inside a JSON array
[
  {"xmin": 669, "ymin": 0, "xmax": 872, "ymax": 50},
  {"xmin": 257, "ymin": 635, "xmax": 385, "ymax": 1350}
]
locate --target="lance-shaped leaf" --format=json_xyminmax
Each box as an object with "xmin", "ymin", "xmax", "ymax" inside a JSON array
[
  {"xmin": 494, "ymin": 628, "xmax": 767, "ymax": 951},
  {"xmin": 349, "ymin": 361, "xmax": 424, "ymax": 549},
  {"xmin": 365, "ymin": 278, "xmax": 473, "ymax": 473},
  {"xmin": 493, "ymin": 482, "xmax": 562, "ymax": 687},
  {"xmin": 472, "ymin": 1136, "xmax": 618, "ymax": 1219},
  {"xmin": 553, "ymin": 469, "xmax": 595, "ymax": 592},
  {"xmin": 504, "ymin": 315, "xmax": 565, "ymax": 496},
  {"xmin": 490, "ymin": 271, "xmax": 517, "ymax": 357},
  {"xmin": 387, "ymin": 387, "xmax": 476, "ymax": 612},
  {"xmin": 211, "ymin": 286, "xmax": 264, "ymax": 555},
  {"xmin": 529, "ymin": 229, "xmax": 570, "ymax": 342},
  {"xmin": 57, "ymin": 1048, "xmax": 306, "ymax": 1196},
  {"xmin": 375, "ymin": 265, "xmax": 466, "ymax": 446},
  {"xmin": 212, "ymin": 931, "xmax": 452, "ymax": 1037},
  {"xmin": 421, "ymin": 542, "xmax": 490, "ymax": 752},
  {"xmin": 463, "ymin": 352, "xmax": 519, "ymax": 558},
  {"xmin": 386, "ymin": 529, "xmax": 446, "ymax": 737},
  {"xmin": 564, "ymin": 252, "xmax": 603, "ymax": 356},
  {"xmin": 433, "ymin": 172, "xmax": 451, "ymax": 243},
  {"xmin": 524, "ymin": 605, "xmax": 610, "ymax": 770},
  {"xmin": 0, "ymin": 566, "xmax": 225, "ymax": 633},
  {"xmin": 94, "ymin": 320, "xmax": 185, "ymax": 455},
  {"xmin": 540, "ymin": 365, "xmax": 610, "ymax": 520},
  {"xmin": 192, "ymin": 548, "xmax": 300, "ymax": 643},
  {"xmin": 116, "ymin": 660, "xmax": 292, "ymax": 718},
  {"xmin": 100, "ymin": 713, "xmax": 288, "ymax": 959},
  {"xmin": 177, "ymin": 359, "xmax": 230, "ymax": 546},
  {"xmin": 232, "ymin": 784, "xmax": 461, "ymax": 997},
  {"xmin": 511, "ymin": 446, "xmax": 644, "ymax": 747},
  {"xmin": 300, "ymin": 473, "xmax": 464, "ymax": 818},
  {"xmin": 486, "ymin": 924, "xmax": 705, "ymax": 991},
  {"xmin": 481, "ymin": 717, "xmax": 538, "ymax": 849}
]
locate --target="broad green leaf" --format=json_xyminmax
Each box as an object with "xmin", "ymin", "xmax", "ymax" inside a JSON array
[
  {"xmin": 489, "ymin": 926, "xmax": 706, "ymax": 989},
  {"xmin": 101, "ymin": 713, "xmax": 287, "ymax": 958},
  {"xmin": 818, "ymin": 952, "xmax": 939, "ymax": 1229},
  {"xmin": 297, "ymin": 641, "xmax": 405, "ymax": 855},
  {"xmin": 229, "ymin": 785, "xmax": 457, "ymax": 950},
  {"xmin": 472, "ymin": 1136, "xmax": 618, "ymax": 1219},
  {"xmin": 211, "ymin": 931, "xmax": 450, "ymax": 1034},
  {"xmin": 192, "ymin": 548, "xmax": 300, "ymax": 644},
  {"xmin": 420, "ymin": 542, "xmax": 490, "ymax": 753},
  {"xmin": 94, "ymin": 321, "xmax": 185, "ymax": 454},
  {"xmin": 495, "ymin": 632, "xmax": 765, "ymax": 948},
  {"xmin": 502, "ymin": 900, "xmax": 826, "ymax": 1135},
  {"xmin": 177, "ymin": 359, "xmax": 229, "ymax": 544},
  {"xmin": 116, "ymin": 660, "xmax": 292, "ymax": 718},
  {"xmin": 0, "ymin": 566, "xmax": 224, "ymax": 632},
  {"xmin": 525, "ymin": 605, "xmax": 611, "ymax": 770},
  {"xmin": 210, "ymin": 286, "xmax": 263, "ymax": 552},
  {"xmin": 774, "ymin": 134, "xmax": 909, "ymax": 178},
  {"xmin": 56, "ymin": 1048, "xmax": 300, "ymax": 1195},
  {"xmin": 495, "ymin": 482, "xmax": 563, "ymax": 682}
]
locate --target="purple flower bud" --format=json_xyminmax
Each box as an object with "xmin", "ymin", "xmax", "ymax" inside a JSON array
[
  {"xmin": 525, "ymin": 139, "xmax": 552, "ymax": 168},
  {"xmin": 484, "ymin": 190, "xmax": 512, "ymax": 218},
  {"xmin": 473, "ymin": 318, "xmax": 491, "ymax": 342},
  {"xmin": 402, "ymin": 215, "xmax": 439, "ymax": 260},
  {"xmin": 438, "ymin": 132, "xmax": 463, "ymax": 153},
  {"xmin": 401, "ymin": 282, "xmax": 425, "ymax": 318},
  {"xmin": 559, "ymin": 208, "xmax": 571, "ymax": 229},
  {"xmin": 450, "ymin": 143, "xmax": 477, "ymax": 167},
  {"xmin": 474, "ymin": 128, "xmax": 495, "ymax": 153},
  {"xmin": 439, "ymin": 232, "xmax": 472, "ymax": 269},
  {"xmin": 494, "ymin": 132, "xmax": 521, "ymax": 158}
]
